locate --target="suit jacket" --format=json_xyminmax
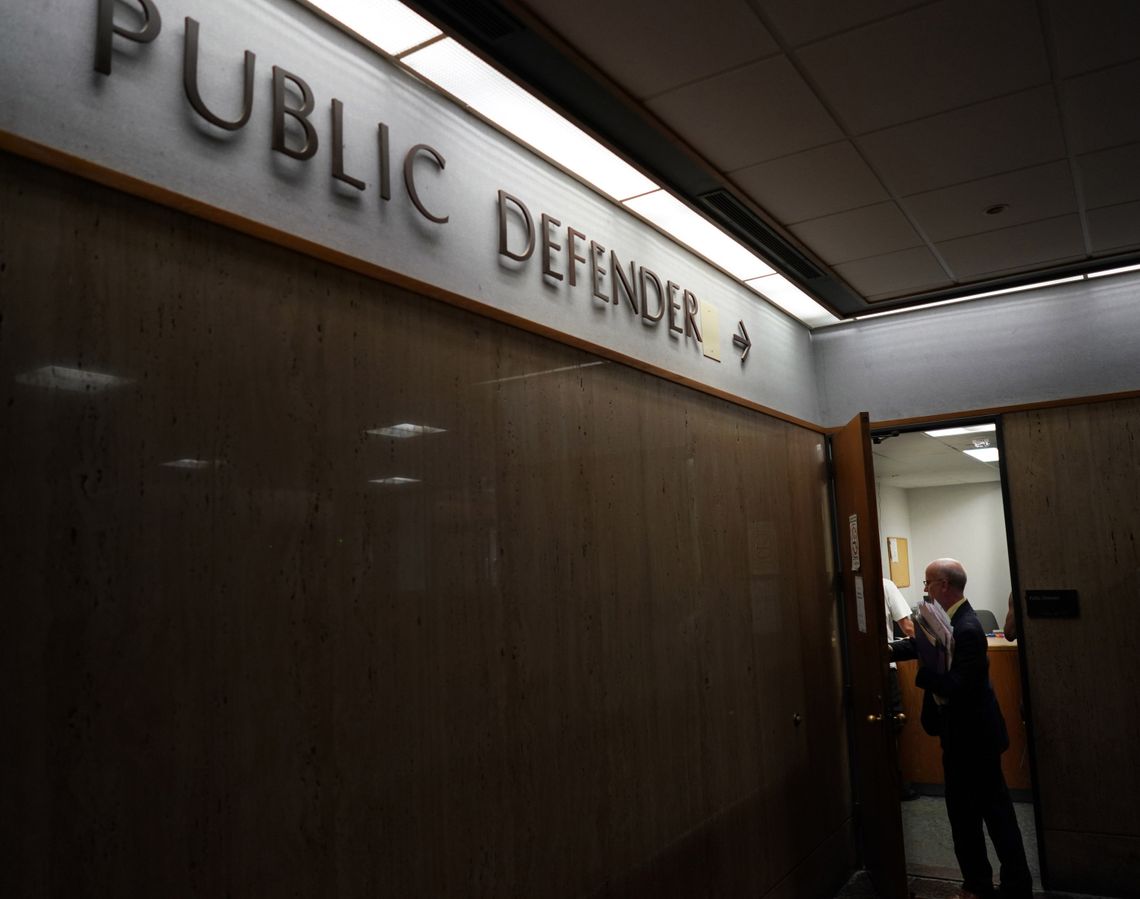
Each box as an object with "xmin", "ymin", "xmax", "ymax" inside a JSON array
[{"xmin": 890, "ymin": 599, "xmax": 1009, "ymax": 757}]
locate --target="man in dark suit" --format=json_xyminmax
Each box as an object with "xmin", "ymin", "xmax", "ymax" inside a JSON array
[{"xmin": 890, "ymin": 558, "xmax": 1033, "ymax": 899}]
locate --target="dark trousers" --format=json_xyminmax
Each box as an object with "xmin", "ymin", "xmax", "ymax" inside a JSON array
[{"xmin": 943, "ymin": 747, "xmax": 1032, "ymax": 898}]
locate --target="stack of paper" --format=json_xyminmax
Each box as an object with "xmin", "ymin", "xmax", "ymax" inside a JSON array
[{"xmin": 914, "ymin": 601, "xmax": 954, "ymax": 674}]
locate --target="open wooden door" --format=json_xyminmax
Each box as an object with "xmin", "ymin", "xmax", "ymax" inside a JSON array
[{"xmin": 831, "ymin": 412, "xmax": 908, "ymax": 898}]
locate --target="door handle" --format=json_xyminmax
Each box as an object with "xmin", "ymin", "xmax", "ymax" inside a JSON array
[
  {"xmin": 866, "ymin": 713, "xmax": 883, "ymax": 723},
  {"xmin": 892, "ymin": 712, "xmax": 907, "ymax": 724}
]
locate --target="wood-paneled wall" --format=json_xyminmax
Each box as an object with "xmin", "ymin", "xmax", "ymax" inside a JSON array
[
  {"xmin": 1003, "ymin": 397, "xmax": 1140, "ymax": 896},
  {"xmin": 0, "ymin": 152, "xmax": 853, "ymax": 898}
]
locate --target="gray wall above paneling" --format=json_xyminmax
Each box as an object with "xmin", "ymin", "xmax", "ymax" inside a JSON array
[{"xmin": 812, "ymin": 273, "xmax": 1140, "ymax": 425}]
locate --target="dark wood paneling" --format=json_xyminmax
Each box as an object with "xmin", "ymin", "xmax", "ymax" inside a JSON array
[
  {"xmin": 0, "ymin": 152, "xmax": 850, "ymax": 898},
  {"xmin": 1043, "ymin": 830, "xmax": 1140, "ymax": 898},
  {"xmin": 1003, "ymin": 397, "xmax": 1140, "ymax": 892}
]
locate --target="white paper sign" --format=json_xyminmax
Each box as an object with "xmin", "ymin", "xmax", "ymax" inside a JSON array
[
  {"xmin": 849, "ymin": 514, "xmax": 861, "ymax": 572},
  {"xmin": 855, "ymin": 575, "xmax": 866, "ymax": 634}
]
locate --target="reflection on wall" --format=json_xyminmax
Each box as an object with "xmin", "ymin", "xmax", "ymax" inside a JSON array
[{"xmin": 0, "ymin": 153, "xmax": 851, "ymax": 898}]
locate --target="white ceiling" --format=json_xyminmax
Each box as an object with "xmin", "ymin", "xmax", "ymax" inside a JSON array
[
  {"xmin": 468, "ymin": 0, "xmax": 1140, "ymax": 312},
  {"xmin": 871, "ymin": 428, "xmax": 1001, "ymax": 488}
]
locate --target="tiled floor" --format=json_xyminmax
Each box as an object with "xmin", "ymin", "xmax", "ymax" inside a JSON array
[
  {"xmin": 830, "ymin": 798, "xmax": 1114, "ymax": 899},
  {"xmin": 832, "ymin": 870, "xmax": 1117, "ymax": 899},
  {"xmin": 900, "ymin": 796, "xmax": 1039, "ymax": 886}
]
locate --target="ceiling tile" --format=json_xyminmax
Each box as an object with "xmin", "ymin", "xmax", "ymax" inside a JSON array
[
  {"xmin": 645, "ymin": 56, "xmax": 843, "ymax": 171},
  {"xmin": 936, "ymin": 215, "xmax": 1085, "ymax": 279},
  {"xmin": 754, "ymin": 0, "xmax": 929, "ymax": 49},
  {"xmin": 901, "ymin": 161, "xmax": 1077, "ymax": 243},
  {"xmin": 1043, "ymin": 0, "xmax": 1140, "ymax": 79},
  {"xmin": 731, "ymin": 141, "xmax": 889, "ymax": 224},
  {"xmin": 1061, "ymin": 60, "xmax": 1140, "ymax": 154},
  {"xmin": 521, "ymin": 0, "xmax": 779, "ymax": 99},
  {"xmin": 1087, "ymin": 200, "xmax": 1140, "ymax": 254},
  {"xmin": 1077, "ymin": 142, "xmax": 1140, "ymax": 209},
  {"xmin": 858, "ymin": 87, "xmax": 1065, "ymax": 197},
  {"xmin": 789, "ymin": 201, "xmax": 922, "ymax": 264},
  {"xmin": 834, "ymin": 246, "xmax": 951, "ymax": 298},
  {"xmin": 795, "ymin": 0, "xmax": 1050, "ymax": 134}
]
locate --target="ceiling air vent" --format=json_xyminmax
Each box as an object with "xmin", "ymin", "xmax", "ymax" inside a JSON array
[
  {"xmin": 698, "ymin": 189, "xmax": 821, "ymax": 282},
  {"xmin": 416, "ymin": 0, "xmax": 523, "ymax": 43}
]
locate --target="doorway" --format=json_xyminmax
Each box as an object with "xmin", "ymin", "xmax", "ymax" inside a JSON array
[{"xmin": 869, "ymin": 419, "xmax": 1042, "ymax": 890}]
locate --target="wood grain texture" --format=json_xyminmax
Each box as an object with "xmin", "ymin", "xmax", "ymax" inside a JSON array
[
  {"xmin": 1003, "ymin": 397, "xmax": 1140, "ymax": 892},
  {"xmin": 0, "ymin": 152, "xmax": 851, "ymax": 898}
]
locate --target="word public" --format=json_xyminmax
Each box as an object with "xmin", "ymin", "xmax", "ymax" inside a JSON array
[{"xmin": 95, "ymin": 0, "xmax": 707, "ymax": 350}]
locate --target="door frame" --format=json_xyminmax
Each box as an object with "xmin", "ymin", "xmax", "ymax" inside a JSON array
[{"xmin": 868, "ymin": 413, "xmax": 1047, "ymax": 886}]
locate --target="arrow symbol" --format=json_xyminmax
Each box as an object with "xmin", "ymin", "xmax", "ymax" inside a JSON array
[{"xmin": 732, "ymin": 320, "xmax": 751, "ymax": 361}]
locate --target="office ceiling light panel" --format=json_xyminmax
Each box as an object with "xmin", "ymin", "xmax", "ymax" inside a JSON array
[
  {"xmin": 924, "ymin": 424, "xmax": 996, "ymax": 437},
  {"xmin": 402, "ymin": 39, "xmax": 656, "ymax": 201},
  {"xmin": 308, "ymin": 0, "xmax": 441, "ymax": 55},
  {"xmin": 963, "ymin": 447, "xmax": 1000, "ymax": 463},
  {"xmin": 625, "ymin": 190, "xmax": 775, "ymax": 281},
  {"xmin": 745, "ymin": 273, "xmax": 839, "ymax": 328}
]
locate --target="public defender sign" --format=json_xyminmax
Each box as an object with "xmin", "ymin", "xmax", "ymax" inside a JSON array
[{"xmin": 0, "ymin": 0, "xmax": 821, "ymax": 422}]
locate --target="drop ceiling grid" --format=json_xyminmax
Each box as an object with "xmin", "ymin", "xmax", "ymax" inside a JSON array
[{"xmin": 512, "ymin": 0, "xmax": 1140, "ymax": 306}]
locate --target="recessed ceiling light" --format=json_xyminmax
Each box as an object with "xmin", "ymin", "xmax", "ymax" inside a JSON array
[
  {"xmin": 924, "ymin": 424, "xmax": 996, "ymax": 437},
  {"xmin": 402, "ymin": 38, "xmax": 656, "ymax": 202},
  {"xmin": 624, "ymin": 190, "xmax": 774, "ymax": 280},
  {"xmin": 305, "ymin": 0, "xmax": 441, "ymax": 56},
  {"xmin": 369, "ymin": 476, "xmax": 421, "ymax": 485},
  {"xmin": 744, "ymin": 273, "xmax": 839, "ymax": 327},
  {"xmin": 963, "ymin": 447, "xmax": 999, "ymax": 463},
  {"xmin": 366, "ymin": 423, "xmax": 447, "ymax": 438},
  {"xmin": 14, "ymin": 365, "xmax": 131, "ymax": 392}
]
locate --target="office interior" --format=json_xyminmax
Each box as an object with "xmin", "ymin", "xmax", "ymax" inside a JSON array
[
  {"xmin": 872, "ymin": 425, "xmax": 1038, "ymax": 888},
  {"xmin": 3, "ymin": 2, "xmax": 1139, "ymax": 899}
]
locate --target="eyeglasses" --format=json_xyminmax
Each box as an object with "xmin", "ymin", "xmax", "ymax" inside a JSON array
[{"xmin": 923, "ymin": 578, "xmax": 945, "ymax": 588}]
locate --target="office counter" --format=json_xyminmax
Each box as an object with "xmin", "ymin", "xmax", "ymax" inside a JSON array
[{"xmin": 896, "ymin": 638, "xmax": 1031, "ymax": 791}]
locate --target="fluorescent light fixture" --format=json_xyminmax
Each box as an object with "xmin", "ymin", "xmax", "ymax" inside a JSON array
[
  {"xmin": 1086, "ymin": 263, "xmax": 1140, "ymax": 279},
  {"xmin": 853, "ymin": 275, "xmax": 1086, "ymax": 322},
  {"xmin": 745, "ymin": 273, "xmax": 839, "ymax": 327},
  {"xmin": 624, "ymin": 190, "xmax": 774, "ymax": 280},
  {"xmin": 14, "ymin": 365, "xmax": 131, "ymax": 392},
  {"xmin": 369, "ymin": 476, "xmax": 421, "ymax": 485},
  {"xmin": 305, "ymin": 0, "xmax": 441, "ymax": 55},
  {"xmin": 366, "ymin": 422, "xmax": 447, "ymax": 438},
  {"xmin": 924, "ymin": 424, "xmax": 996, "ymax": 437},
  {"xmin": 161, "ymin": 458, "xmax": 223, "ymax": 470},
  {"xmin": 402, "ymin": 39, "xmax": 656, "ymax": 202},
  {"xmin": 963, "ymin": 447, "xmax": 1000, "ymax": 463}
]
